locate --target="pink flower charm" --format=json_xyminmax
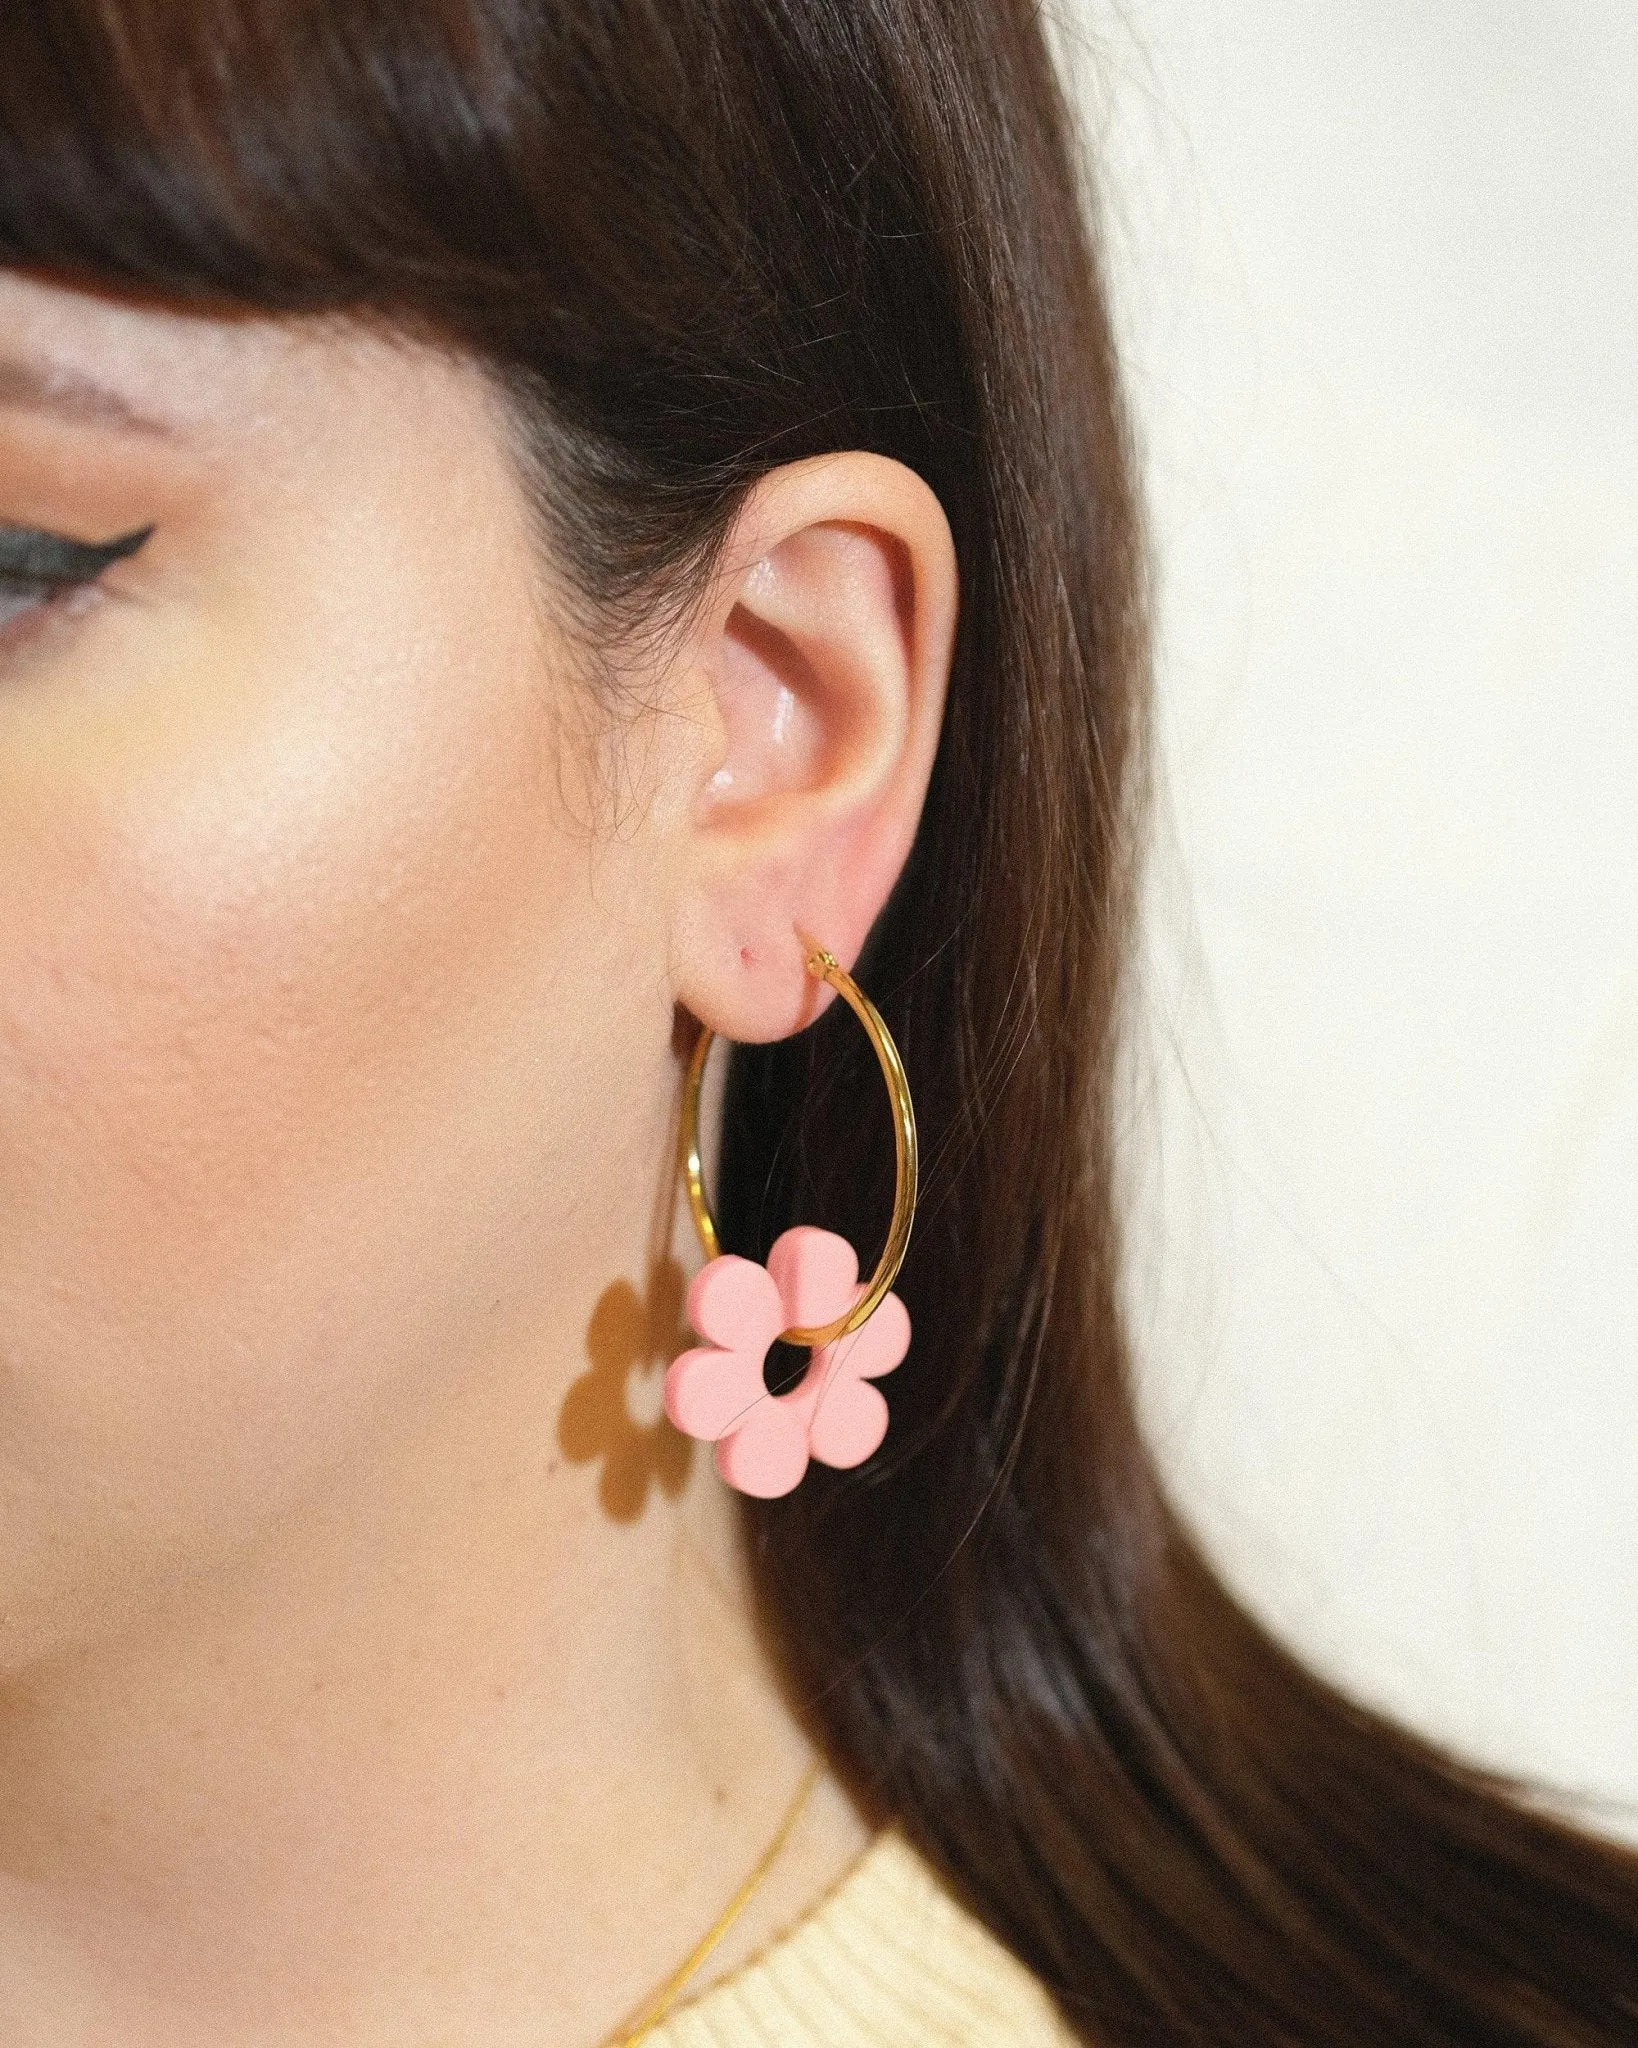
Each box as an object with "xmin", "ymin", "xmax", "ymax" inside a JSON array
[{"xmin": 664, "ymin": 1226, "xmax": 911, "ymax": 1499}]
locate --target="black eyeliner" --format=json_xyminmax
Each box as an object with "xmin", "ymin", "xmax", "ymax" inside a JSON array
[{"xmin": 0, "ymin": 522, "xmax": 155, "ymax": 584}]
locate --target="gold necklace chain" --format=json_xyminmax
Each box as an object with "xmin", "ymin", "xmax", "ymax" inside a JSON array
[{"xmin": 613, "ymin": 1757, "xmax": 823, "ymax": 2047}]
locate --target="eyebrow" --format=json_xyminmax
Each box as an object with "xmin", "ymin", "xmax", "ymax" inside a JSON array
[{"xmin": 0, "ymin": 352, "xmax": 178, "ymax": 440}]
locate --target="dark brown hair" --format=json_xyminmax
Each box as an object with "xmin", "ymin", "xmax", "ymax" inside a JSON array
[{"xmin": 4, "ymin": 1, "xmax": 1634, "ymax": 2038}]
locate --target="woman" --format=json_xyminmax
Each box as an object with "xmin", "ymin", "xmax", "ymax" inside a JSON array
[{"xmin": 0, "ymin": 1, "xmax": 1632, "ymax": 2042}]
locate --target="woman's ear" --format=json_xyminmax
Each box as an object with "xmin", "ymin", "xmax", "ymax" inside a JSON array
[{"xmin": 667, "ymin": 452, "xmax": 957, "ymax": 1041}]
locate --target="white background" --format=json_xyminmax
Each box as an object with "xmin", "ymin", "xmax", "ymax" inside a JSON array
[{"xmin": 1069, "ymin": 1, "xmax": 1638, "ymax": 1830}]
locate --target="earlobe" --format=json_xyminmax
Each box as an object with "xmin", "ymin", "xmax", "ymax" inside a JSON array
[{"xmin": 670, "ymin": 452, "xmax": 957, "ymax": 1044}]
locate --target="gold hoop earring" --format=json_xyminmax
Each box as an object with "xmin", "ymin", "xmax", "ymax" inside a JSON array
[{"xmin": 665, "ymin": 947, "xmax": 918, "ymax": 1498}]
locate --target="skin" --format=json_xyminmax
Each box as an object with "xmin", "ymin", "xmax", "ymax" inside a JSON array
[{"xmin": 0, "ymin": 271, "xmax": 957, "ymax": 2045}]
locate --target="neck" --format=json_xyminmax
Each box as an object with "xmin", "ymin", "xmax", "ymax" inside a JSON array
[{"xmin": 0, "ymin": 1235, "xmax": 869, "ymax": 2047}]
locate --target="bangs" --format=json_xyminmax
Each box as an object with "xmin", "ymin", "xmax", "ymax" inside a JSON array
[
  {"xmin": 0, "ymin": 0, "xmax": 978, "ymax": 605},
  {"xmin": 0, "ymin": 0, "xmax": 596, "ymax": 360}
]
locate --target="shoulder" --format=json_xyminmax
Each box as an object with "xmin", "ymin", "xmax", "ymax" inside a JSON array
[{"xmin": 652, "ymin": 1828, "xmax": 1080, "ymax": 2046}]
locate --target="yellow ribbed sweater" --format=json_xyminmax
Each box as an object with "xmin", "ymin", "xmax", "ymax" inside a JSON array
[{"xmin": 646, "ymin": 1830, "xmax": 1078, "ymax": 2045}]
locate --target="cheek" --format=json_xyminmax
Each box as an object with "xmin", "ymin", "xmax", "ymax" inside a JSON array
[{"xmin": 0, "ymin": 523, "xmax": 635, "ymax": 1648}]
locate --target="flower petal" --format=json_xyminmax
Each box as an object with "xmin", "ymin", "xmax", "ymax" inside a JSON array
[
  {"xmin": 807, "ymin": 1377, "xmax": 890, "ymax": 1470},
  {"xmin": 665, "ymin": 1344, "xmax": 767, "ymax": 1441},
  {"xmin": 766, "ymin": 1226, "xmax": 859, "ymax": 1330},
  {"xmin": 823, "ymin": 1290, "xmax": 910, "ymax": 1382},
  {"xmin": 716, "ymin": 1404, "xmax": 811, "ymax": 1498},
  {"xmin": 685, "ymin": 1254, "xmax": 784, "ymax": 1351}
]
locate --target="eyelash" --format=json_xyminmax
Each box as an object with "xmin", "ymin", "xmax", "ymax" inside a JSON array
[
  {"xmin": 0, "ymin": 524, "xmax": 155, "ymax": 650},
  {"xmin": 0, "ymin": 577, "xmax": 75, "ymax": 642}
]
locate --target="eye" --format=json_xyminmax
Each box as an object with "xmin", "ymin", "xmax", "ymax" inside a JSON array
[{"xmin": 0, "ymin": 522, "xmax": 154, "ymax": 641}]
